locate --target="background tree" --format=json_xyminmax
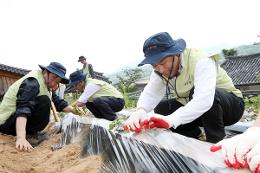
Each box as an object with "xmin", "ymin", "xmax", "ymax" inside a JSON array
[
  {"xmin": 115, "ymin": 68, "xmax": 144, "ymax": 93},
  {"xmin": 115, "ymin": 68, "xmax": 144, "ymax": 108},
  {"xmin": 222, "ymin": 48, "xmax": 238, "ymax": 57}
]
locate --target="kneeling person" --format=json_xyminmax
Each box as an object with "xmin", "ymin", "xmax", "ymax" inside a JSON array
[
  {"xmin": 0, "ymin": 62, "xmax": 79, "ymax": 152},
  {"xmin": 69, "ymin": 70, "xmax": 125, "ymax": 121}
]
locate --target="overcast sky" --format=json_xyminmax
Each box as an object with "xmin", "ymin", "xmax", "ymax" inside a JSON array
[{"xmin": 0, "ymin": 0, "xmax": 259, "ymax": 76}]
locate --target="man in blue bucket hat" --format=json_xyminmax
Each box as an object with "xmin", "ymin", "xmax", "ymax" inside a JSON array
[
  {"xmin": 124, "ymin": 32, "xmax": 244, "ymax": 143},
  {"xmin": 0, "ymin": 62, "xmax": 82, "ymax": 152}
]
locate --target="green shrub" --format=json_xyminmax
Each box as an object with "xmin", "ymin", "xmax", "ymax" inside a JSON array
[
  {"xmin": 64, "ymin": 92, "xmax": 81, "ymax": 104},
  {"xmin": 222, "ymin": 48, "xmax": 237, "ymax": 57},
  {"xmin": 122, "ymin": 92, "xmax": 137, "ymax": 108},
  {"xmin": 244, "ymin": 95, "xmax": 260, "ymax": 113}
]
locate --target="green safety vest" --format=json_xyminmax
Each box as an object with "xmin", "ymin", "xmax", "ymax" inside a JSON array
[
  {"xmin": 167, "ymin": 48, "xmax": 242, "ymax": 105},
  {"xmin": 86, "ymin": 78, "xmax": 123, "ymax": 102},
  {"xmin": 82, "ymin": 64, "xmax": 90, "ymax": 78},
  {"xmin": 0, "ymin": 70, "xmax": 51, "ymax": 125}
]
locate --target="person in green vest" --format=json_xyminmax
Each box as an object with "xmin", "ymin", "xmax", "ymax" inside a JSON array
[
  {"xmin": 0, "ymin": 62, "xmax": 82, "ymax": 152},
  {"xmin": 68, "ymin": 70, "xmax": 125, "ymax": 121},
  {"xmin": 78, "ymin": 56, "xmax": 95, "ymax": 78},
  {"xmin": 123, "ymin": 32, "xmax": 244, "ymax": 143}
]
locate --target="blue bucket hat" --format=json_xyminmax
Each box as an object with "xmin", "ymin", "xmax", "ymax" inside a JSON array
[
  {"xmin": 39, "ymin": 62, "xmax": 69, "ymax": 84},
  {"xmin": 138, "ymin": 32, "xmax": 186, "ymax": 66},
  {"xmin": 68, "ymin": 70, "xmax": 86, "ymax": 88}
]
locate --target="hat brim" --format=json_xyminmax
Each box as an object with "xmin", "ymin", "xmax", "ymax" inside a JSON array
[
  {"xmin": 78, "ymin": 58, "xmax": 86, "ymax": 62},
  {"xmin": 138, "ymin": 38, "xmax": 186, "ymax": 67},
  {"xmin": 67, "ymin": 73, "xmax": 87, "ymax": 89},
  {"xmin": 39, "ymin": 65, "xmax": 69, "ymax": 84},
  {"xmin": 66, "ymin": 80, "xmax": 78, "ymax": 90}
]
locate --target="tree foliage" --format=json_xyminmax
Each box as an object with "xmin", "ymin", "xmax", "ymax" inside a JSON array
[
  {"xmin": 115, "ymin": 68, "xmax": 143, "ymax": 108},
  {"xmin": 222, "ymin": 48, "xmax": 238, "ymax": 57},
  {"xmin": 115, "ymin": 68, "xmax": 144, "ymax": 93}
]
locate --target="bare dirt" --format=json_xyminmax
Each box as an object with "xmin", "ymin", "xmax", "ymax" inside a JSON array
[{"xmin": 0, "ymin": 133, "xmax": 102, "ymax": 173}]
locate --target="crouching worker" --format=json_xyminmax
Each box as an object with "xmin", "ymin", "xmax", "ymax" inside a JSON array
[
  {"xmin": 123, "ymin": 32, "xmax": 244, "ymax": 143},
  {"xmin": 0, "ymin": 62, "xmax": 82, "ymax": 152},
  {"xmin": 68, "ymin": 70, "xmax": 125, "ymax": 121}
]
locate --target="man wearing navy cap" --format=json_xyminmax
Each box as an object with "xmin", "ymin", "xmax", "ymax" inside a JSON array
[
  {"xmin": 78, "ymin": 56, "xmax": 95, "ymax": 78},
  {"xmin": 124, "ymin": 32, "xmax": 244, "ymax": 143},
  {"xmin": 0, "ymin": 62, "xmax": 82, "ymax": 152}
]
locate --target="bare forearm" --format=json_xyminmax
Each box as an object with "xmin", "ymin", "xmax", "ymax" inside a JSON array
[
  {"xmin": 63, "ymin": 105, "xmax": 73, "ymax": 112},
  {"xmin": 16, "ymin": 117, "xmax": 27, "ymax": 139},
  {"xmin": 76, "ymin": 101, "xmax": 85, "ymax": 107}
]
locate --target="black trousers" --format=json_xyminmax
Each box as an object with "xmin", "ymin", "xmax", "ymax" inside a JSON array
[
  {"xmin": 0, "ymin": 96, "xmax": 51, "ymax": 136},
  {"xmin": 86, "ymin": 96, "xmax": 125, "ymax": 121},
  {"xmin": 154, "ymin": 88, "xmax": 245, "ymax": 143}
]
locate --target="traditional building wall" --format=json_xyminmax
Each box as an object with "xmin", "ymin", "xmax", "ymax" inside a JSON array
[{"xmin": 0, "ymin": 64, "xmax": 30, "ymax": 99}]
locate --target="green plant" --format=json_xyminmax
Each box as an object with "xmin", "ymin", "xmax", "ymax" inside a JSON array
[
  {"xmin": 114, "ymin": 68, "xmax": 143, "ymax": 108},
  {"xmin": 109, "ymin": 116, "xmax": 127, "ymax": 130},
  {"xmin": 64, "ymin": 92, "xmax": 81, "ymax": 104},
  {"xmin": 256, "ymin": 72, "xmax": 260, "ymax": 82},
  {"xmin": 244, "ymin": 95, "xmax": 260, "ymax": 113},
  {"xmin": 115, "ymin": 68, "xmax": 144, "ymax": 93},
  {"xmin": 125, "ymin": 97, "xmax": 137, "ymax": 108},
  {"xmin": 122, "ymin": 90, "xmax": 137, "ymax": 108}
]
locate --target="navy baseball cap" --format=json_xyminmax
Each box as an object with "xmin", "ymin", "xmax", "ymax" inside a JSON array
[
  {"xmin": 138, "ymin": 32, "xmax": 186, "ymax": 66},
  {"xmin": 78, "ymin": 56, "xmax": 86, "ymax": 62}
]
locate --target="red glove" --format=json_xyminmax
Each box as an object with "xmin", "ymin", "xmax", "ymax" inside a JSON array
[
  {"xmin": 247, "ymin": 141, "xmax": 260, "ymax": 173},
  {"xmin": 210, "ymin": 127, "xmax": 260, "ymax": 169},
  {"xmin": 123, "ymin": 109, "xmax": 147, "ymax": 133},
  {"xmin": 140, "ymin": 113, "xmax": 174, "ymax": 129}
]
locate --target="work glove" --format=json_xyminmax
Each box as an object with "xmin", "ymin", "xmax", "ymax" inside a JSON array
[
  {"xmin": 210, "ymin": 127, "xmax": 260, "ymax": 169},
  {"xmin": 123, "ymin": 109, "xmax": 147, "ymax": 132},
  {"xmin": 247, "ymin": 141, "xmax": 260, "ymax": 173},
  {"xmin": 70, "ymin": 104, "xmax": 86, "ymax": 116},
  {"xmin": 140, "ymin": 113, "xmax": 174, "ymax": 130}
]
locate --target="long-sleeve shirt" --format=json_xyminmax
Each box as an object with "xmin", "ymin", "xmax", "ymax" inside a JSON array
[
  {"xmin": 137, "ymin": 58, "xmax": 217, "ymax": 128},
  {"xmin": 15, "ymin": 78, "xmax": 68, "ymax": 118},
  {"xmin": 78, "ymin": 83, "xmax": 101, "ymax": 103}
]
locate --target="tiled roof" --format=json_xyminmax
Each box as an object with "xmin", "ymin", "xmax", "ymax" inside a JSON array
[
  {"xmin": 93, "ymin": 72, "xmax": 111, "ymax": 83},
  {"xmin": 221, "ymin": 53, "xmax": 260, "ymax": 86},
  {"xmin": 88, "ymin": 64, "xmax": 111, "ymax": 83},
  {"xmin": 0, "ymin": 63, "xmax": 30, "ymax": 76}
]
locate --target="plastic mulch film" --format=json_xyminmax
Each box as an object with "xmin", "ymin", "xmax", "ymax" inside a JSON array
[{"xmin": 53, "ymin": 113, "xmax": 250, "ymax": 173}]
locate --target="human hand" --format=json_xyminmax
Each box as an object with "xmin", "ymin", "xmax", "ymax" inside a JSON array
[
  {"xmin": 140, "ymin": 113, "xmax": 174, "ymax": 129},
  {"xmin": 247, "ymin": 141, "xmax": 260, "ymax": 173},
  {"xmin": 210, "ymin": 127, "xmax": 260, "ymax": 169},
  {"xmin": 70, "ymin": 104, "xmax": 86, "ymax": 116},
  {"xmin": 16, "ymin": 137, "xmax": 33, "ymax": 152},
  {"xmin": 123, "ymin": 109, "xmax": 147, "ymax": 132}
]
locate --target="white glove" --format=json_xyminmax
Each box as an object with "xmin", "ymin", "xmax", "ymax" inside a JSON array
[
  {"xmin": 210, "ymin": 127, "xmax": 260, "ymax": 169},
  {"xmin": 247, "ymin": 141, "xmax": 260, "ymax": 173},
  {"xmin": 123, "ymin": 109, "xmax": 147, "ymax": 132}
]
